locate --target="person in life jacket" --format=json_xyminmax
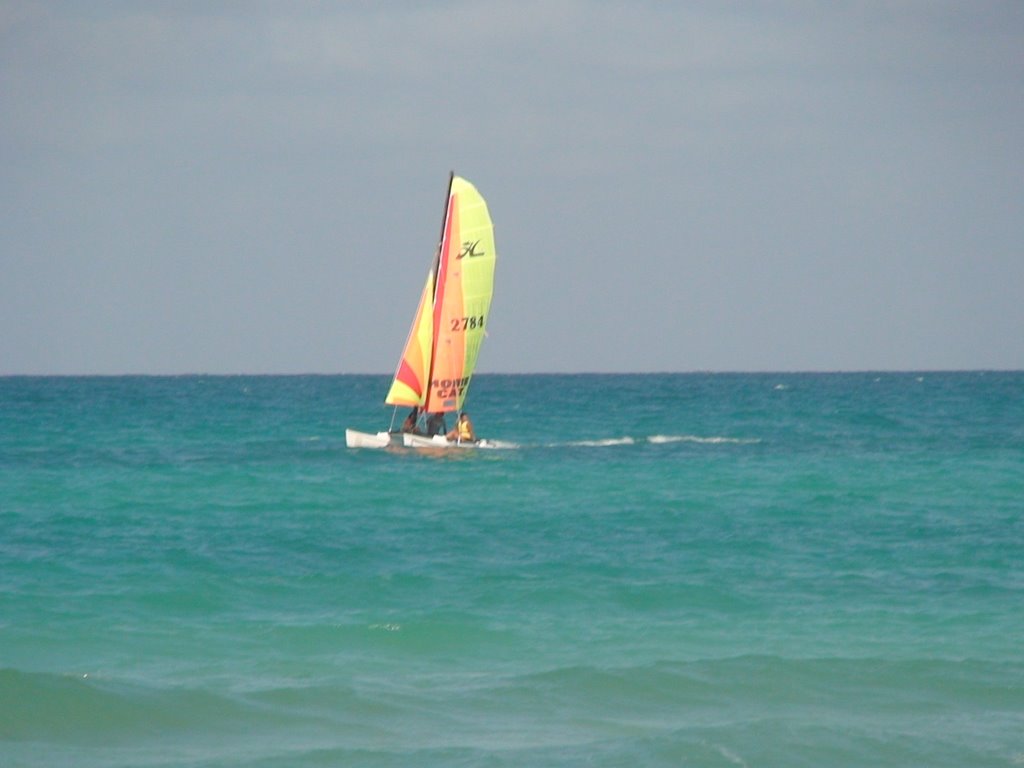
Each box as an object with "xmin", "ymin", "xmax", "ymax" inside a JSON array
[{"xmin": 446, "ymin": 412, "xmax": 477, "ymax": 443}]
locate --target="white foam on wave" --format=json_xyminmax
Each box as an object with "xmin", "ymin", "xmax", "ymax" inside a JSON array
[
  {"xmin": 714, "ymin": 743, "xmax": 751, "ymax": 768},
  {"xmin": 570, "ymin": 437, "xmax": 636, "ymax": 447},
  {"xmin": 547, "ymin": 435, "xmax": 760, "ymax": 448},
  {"xmin": 648, "ymin": 434, "xmax": 761, "ymax": 445},
  {"xmin": 479, "ymin": 439, "xmax": 519, "ymax": 450}
]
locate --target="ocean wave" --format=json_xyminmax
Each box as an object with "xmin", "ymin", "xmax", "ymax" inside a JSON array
[
  {"xmin": 5, "ymin": 655, "xmax": 1020, "ymax": 766},
  {"xmin": 0, "ymin": 668, "xmax": 257, "ymax": 744}
]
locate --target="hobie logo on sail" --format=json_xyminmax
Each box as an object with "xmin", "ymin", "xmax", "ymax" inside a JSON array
[{"xmin": 457, "ymin": 240, "xmax": 485, "ymax": 259}]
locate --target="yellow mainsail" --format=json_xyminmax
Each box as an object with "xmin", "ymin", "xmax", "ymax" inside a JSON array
[{"xmin": 384, "ymin": 174, "xmax": 496, "ymax": 414}]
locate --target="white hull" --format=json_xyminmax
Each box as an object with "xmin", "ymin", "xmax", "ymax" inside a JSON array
[
  {"xmin": 403, "ymin": 433, "xmax": 489, "ymax": 449},
  {"xmin": 346, "ymin": 429, "xmax": 506, "ymax": 450},
  {"xmin": 345, "ymin": 429, "xmax": 393, "ymax": 448}
]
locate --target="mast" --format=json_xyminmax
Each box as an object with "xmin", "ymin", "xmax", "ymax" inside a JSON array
[
  {"xmin": 424, "ymin": 171, "xmax": 456, "ymax": 414},
  {"xmin": 430, "ymin": 172, "xmax": 455, "ymax": 303}
]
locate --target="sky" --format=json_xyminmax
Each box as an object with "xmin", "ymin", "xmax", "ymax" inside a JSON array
[{"xmin": 2, "ymin": 1, "xmax": 1023, "ymax": 374}]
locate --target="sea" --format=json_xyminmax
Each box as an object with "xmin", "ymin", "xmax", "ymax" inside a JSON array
[{"xmin": 1, "ymin": 372, "xmax": 1022, "ymax": 767}]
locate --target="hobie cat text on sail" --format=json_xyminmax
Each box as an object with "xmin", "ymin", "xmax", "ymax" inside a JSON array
[{"xmin": 433, "ymin": 376, "xmax": 471, "ymax": 400}]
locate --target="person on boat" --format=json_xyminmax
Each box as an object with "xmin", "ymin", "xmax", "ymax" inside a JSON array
[
  {"xmin": 425, "ymin": 412, "xmax": 447, "ymax": 436},
  {"xmin": 401, "ymin": 407, "xmax": 419, "ymax": 434},
  {"xmin": 447, "ymin": 412, "xmax": 477, "ymax": 443}
]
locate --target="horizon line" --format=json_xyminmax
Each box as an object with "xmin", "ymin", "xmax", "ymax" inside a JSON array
[{"xmin": 2, "ymin": 368, "xmax": 1022, "ymax": 378}]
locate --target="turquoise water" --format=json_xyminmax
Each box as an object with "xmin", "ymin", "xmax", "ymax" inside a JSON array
[{"xmin": 2, "ymin": 373, "xmax": 1022, "ymax": 767}]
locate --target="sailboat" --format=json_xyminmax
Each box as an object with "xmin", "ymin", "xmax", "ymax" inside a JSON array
[{"xmin": 345, "ymin": 173, "xmax": 497, "ymax": 449}]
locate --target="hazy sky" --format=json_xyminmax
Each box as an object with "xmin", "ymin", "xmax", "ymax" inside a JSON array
[{"xmin": 3, "ymin": 2, "xmax": 1022, "ymax": 374}]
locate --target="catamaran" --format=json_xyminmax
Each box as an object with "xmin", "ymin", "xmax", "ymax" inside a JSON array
[{"xmin": 345, "ymin": 173, "xmax": 497, "ymax": 449}]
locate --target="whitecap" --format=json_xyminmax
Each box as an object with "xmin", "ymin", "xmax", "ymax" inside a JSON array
[
  {"xmin": 648, "ymin": 435, "xmax": 761, "ymax": 445},
  {"xmin": 571, "ymin": 437, "xmax": 636, "ymax": 447}
]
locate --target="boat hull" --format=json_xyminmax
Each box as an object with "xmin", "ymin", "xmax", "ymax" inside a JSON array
[
  {"xmin": 403, "ymin": 433, "xmax": 486, "ymax": 449},
  {"xmin": 345, "ymin": 429, "xmax": 393, "ymax": 448}
]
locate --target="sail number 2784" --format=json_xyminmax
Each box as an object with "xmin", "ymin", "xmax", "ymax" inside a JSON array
[{"xmin": 450, "ymin": 315, "xmax": 485, "ymax": 332}]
